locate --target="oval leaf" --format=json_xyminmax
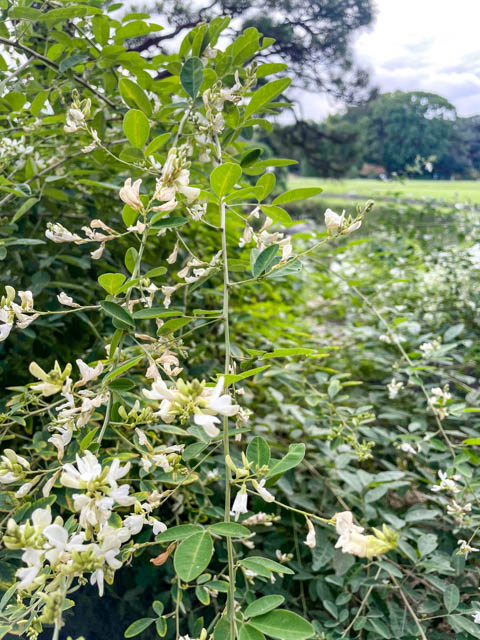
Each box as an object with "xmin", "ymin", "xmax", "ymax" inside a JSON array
[
  {"xmin": 180, "ymin": 57, "xmax": 204, "ymax": 98},
  {"xmin": 124, "ymin": 618, "xmax": 155, "ymax": 638},
  {"xmin": 100, "ymin": 301, "xmax": 135, "ymax": 328},
  {"xmin": 98, "ymin": 273, "xmax": 126, "ymax": 295},
  {"xmin": 245, "ymin": 595, "xmax": 285, "ymax": 619},
  {"xmin": 272, "ymin": 188, "xmax": 323, "ymax": 206},
  {"xmin": 173, "ymin": 530, "xmax": 213, "ymax": 582},
  {"xmin": 247, "ymin": 436, "xmax": 271, "ymax": 468},
  {"xmin": 266, "ymin": 443, "xmax": 305, "ymax": 479},
  {"xmin": 123, "ymin": 109, "xmax": 150, "ymax": 149},
  {"xmin": 208, "ymin": 522, "xmax": 251, "ymax": 538},
  {"xmin": 249, "ymin": 610, "xmax": 314, "ymax": 640},
  {"xmin": 244, "ymin": 78, "xmax": 291, "ymax": 119},
  {"xmin": 210, "ymin": 163, "xmax": 242, "ymax": 198},
  {"xmin": 253, "ymin": 245, "xmax": 278, "ymax": 278},
  {"xmin": 119, "ymin": 78, "xmax": 152, "ymax": 115}
]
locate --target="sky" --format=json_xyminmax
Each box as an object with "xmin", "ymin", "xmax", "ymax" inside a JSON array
[{"xmin": 295, "ymin": 0, "xmax": 480, "ymax": 122}]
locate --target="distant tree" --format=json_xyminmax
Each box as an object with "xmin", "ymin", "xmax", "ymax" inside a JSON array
[
  {"xmin": 351, "ymin": 91, "xmax": 457, "ymax": 175},
  {"xmin": 265, "ymin": 117, "xmax": 363, "ymax": 177},
  {"xmin": 131, "ymin": 0, "xmax": 375, "ymax": 102}
]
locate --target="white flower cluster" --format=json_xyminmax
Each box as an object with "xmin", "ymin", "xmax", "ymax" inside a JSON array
[
  {"xmin": 431, "ymin": 470, "xmax": 461, "ymax": 494},
  {"xmin": 2, "ymin": 452, "xmax": 168, "ymax": 596},
  {"xmin": 144, "ymin": 375, "xmax": 239, "ymax": 438},
  {"xmin": 429, "ymin": 385, "xmax": 452, "ymax": 420},
  {"xmin": 0, "ymin": 287, "xmax": 38, "ymax": 342},
  {"xmin": 324, "ymin": 208, "xmax": 362, "ymax": 235},
  {"xmin": 240, "ymin": 211, "xmax": 292, "ymax": 263},
  {"xmin": 46, "ymin": 219, "xmax": 119, "ymax": 260},
  {"xmin": 0, "ymin": 136, "xmax": 34, "ymax": 168},
  {"xmin": 387, "ymin": 378, "xmax": 404, "ymax": 399},
  {"xmin": 0, "ymin": 449, "xmax": 30, "ymax": 484},
  {"xmin": 334, "ymin": 511, "xmax": 396, "ymax": 558}
]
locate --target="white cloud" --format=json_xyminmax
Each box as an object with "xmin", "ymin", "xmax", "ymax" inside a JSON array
[{"xmin": 297, "ymin": 0, "xmax": 480, "ymax": 120}]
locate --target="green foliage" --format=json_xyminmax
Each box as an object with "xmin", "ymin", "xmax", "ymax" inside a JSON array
[{"xmin": 0, "ymin": 4, "xmax": 479, "ymax": 640}]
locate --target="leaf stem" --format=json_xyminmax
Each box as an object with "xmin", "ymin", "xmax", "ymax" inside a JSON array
[{"xmin": 220, "ymin": 194, "xmax": 236, "ymax": 640}]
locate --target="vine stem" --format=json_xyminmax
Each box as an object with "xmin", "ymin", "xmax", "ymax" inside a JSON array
[{"xmin": 220, "ymin": 194, "xmax": 236, "ymax": 640}]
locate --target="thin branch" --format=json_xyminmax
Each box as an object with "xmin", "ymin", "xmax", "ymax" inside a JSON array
[{"xmin": 0, "ymin": 36, "xmax": 118, "ymax": 109}]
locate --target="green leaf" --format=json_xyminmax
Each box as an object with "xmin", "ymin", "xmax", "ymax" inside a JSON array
[
  {"xmin": 123, "ymin": 109, "xmax": 150, "ymax": 149},
  {"xmin": 449, "ymin": 615, "xmax": 480, "ymax": 638},
  {"xmin": 260, "ymin": 205, "xmax": 292, "ymax": 226},
  {"xmin": 443, "ymin": 584, "xmax": 460, "ymax": 613},
  {"xmin": 145, "ymin": 133, "xmax": 171, "ymax": 156},
  {"xmin": 245, "ymin": 596, "xmax": 285, "ymax": 619},
  {"xmin": 223, "ymin": 365, "xmax": 270, "ymax": 385},
  {"xmin": 214, "ymin": 617, "xmax": 232, "ymax": 640},
  {"xmin": 108, "ymin": 378, "xmax": 135, "ymax": 391},
  {"xmin": 252, "ymin": 245, "xmax": 278, "ymax": 277},
  {"xmin": 124, "ymin": 618, "xmax": 155, "ymax": 638},
  {"xmin": 133, "ymin": 307, "xmax": 176, "ymax": 319},
  {"xmin": 12, "ymin": 197, "xmax": 38, "ymax": 224},
  {"xmin": 266, "ymin": 443, "xmax": 305, "ymax": 479},
  {"xmin": 124, "ymin": 247, "xmax": 138, "ymax": 274},
  {"xmin": 244, "ymin": 78, "xmax": 291, "ymax": 119},
  {"xmin": 119, "ymin": 78, "xmax": 152, "ymax": 115},
  {"xmin": 103, "ymin": 356, "xmax": 143, "ymax": 384},
  {"xmin": 173, "ymin": 530, "xmax": 213, "ymax": 582},
  {"xmin": 98, "ymin": 273, "xmax": 126, "ymax": 295},
  {"xmin": 247, "ymin": 436, "xmax": 271, "ymax": 468},
  {"xmin": 272, "ymin": 188, "xmax": 323, "ymax": 206},
  {"xmin": 249, "ymin": 611, "xmax": 314, "ymax": 640},
  {"xmin": 155, "ymin": 524, "xmax": 203, "ymax": 543},
  {"xmin": 207, "ymin": 522, "xmax": 251, "ymax": 538},
  {"xmin": 150, "ymin": 216, "xmax": 188, "ymax": 229},
  {"xmin": 145, "ymin": 266, "xmax": 167, "ymax": 278},
  {"xmin": 180, "ymin": 57, "xmax": 204, "ymax": 98},
  {"xmin": 157, "ymin": 317, "xmax": 192, "ymax": 335},
  {"xmin": 59, "ymin": 55, "xmax": 88, "ymax": 72},
  {"xmin": 256, "ymin": 173, "xmax": 276, "ymax": 198},
  {"xmin": 80, "ymin": 427, "xmax": 99, "ymax": 450},
  {"xmin": 9, "ymin": 6, "xmax": 42, "ymax": 20},
  {"xmin": 100, "ymin": 301, "xmax": 135, "ymax": 328},
  {"xmin": 239, "ymin": 625, "xmax": 266, "ymax": 640},
  {"xmin": 240, "ymin": 557, "xmax": 294, "ymax": 577},
  {"xmin": 210, "ymin": 163, "xmax": 242, "ymax": 198}
]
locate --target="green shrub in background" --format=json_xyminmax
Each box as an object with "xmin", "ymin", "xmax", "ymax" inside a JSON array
[{"xmin": 0, "ymin": 3, "xmax": 479, "ymax": 640}]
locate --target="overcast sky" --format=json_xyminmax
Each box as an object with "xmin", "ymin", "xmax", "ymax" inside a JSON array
[{"xmin": 295, "ymin": 0, "xmax": 480, "ymax": 121}]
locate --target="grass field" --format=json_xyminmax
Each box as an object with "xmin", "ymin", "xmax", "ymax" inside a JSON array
[{"xmin": 289, "ymin": 176, "xmax": 480, "ymax": 205}]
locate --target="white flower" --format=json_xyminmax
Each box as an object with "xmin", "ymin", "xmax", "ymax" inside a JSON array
[
  {"xmin": 167, "ymin": 241, "xmax": 180, "ymax": 264},
  {"xmin": 252, "ymin": 479, "xmax": 275, "ymax": 503},
  {"xmin": 76, "ymin": 359, "xmax": 103, "ymax": 386},
  {"xmin": 324, "ymin": 208, "xmax": 345, "ymax": 234},
  {"xmin": 230, "ymin": 486, "xmax": 248, "ymax": 520},
  {"xmin": 15, "ymin": 482, "xmax": 33, "ymax": 498},
  {"xmin": 57, "ymin": 292, "xmax": 80, "ymax": 307},
  {"xmin": 458, "ymin": 539, "xmax": 479, "ymax": 558},
  {"xmin": 473, "ymin": 611, "xmax": 480, "ymax": 624},
  {"xmin": 0, "ymin": 322, "xmax": 13, "ymax": 342},
  {"xmin": 304, "ymin": 518, "xmax": 316, "ymax": 549},
  {"xmin": 387, "ymin": 378, "xmax": 403, "ymax": 399},
  {"xmin": 119, "ymin": 178, "xmax": 143, "ymax": 211},
  {"xmin": 45, "ymin": 222, "xmax": 83, "ymax": 244},
  {"xmin": 61, "ymin": 451, "xmax": 102, "ymax": 490},
  {"xmin": 64, "ymin": 107, "xmax": 85, "ymax": 133},
  {"xmin": 431, "ymin": 470, "xmax": 460, "ymax": 493},
  {"xmin": 18, "ymin": 290, "xmax": 34, "ymax": 311}
]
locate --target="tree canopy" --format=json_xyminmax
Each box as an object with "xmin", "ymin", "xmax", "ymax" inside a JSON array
[
  {"xmin": 269, "ymin": 91, "xmax": 480, "ymax": 178},
  {"xmin": 132, "ymin": 0, "xmax": 375, "ymax": 101}
]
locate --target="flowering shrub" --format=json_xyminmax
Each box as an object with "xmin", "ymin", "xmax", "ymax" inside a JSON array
[{"xmin": 0, "ymin": 3, "xmax": 479, "ymax": 640}]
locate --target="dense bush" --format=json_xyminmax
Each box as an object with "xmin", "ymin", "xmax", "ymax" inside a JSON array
[{"xmin": 0, "ymin": 4, "xmax": 480, "ymax": 640}]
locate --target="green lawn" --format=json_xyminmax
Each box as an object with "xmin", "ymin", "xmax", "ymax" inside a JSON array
[{"xmin": 289, "ymin": 176, "xmax": 480, "ymax": 205}]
